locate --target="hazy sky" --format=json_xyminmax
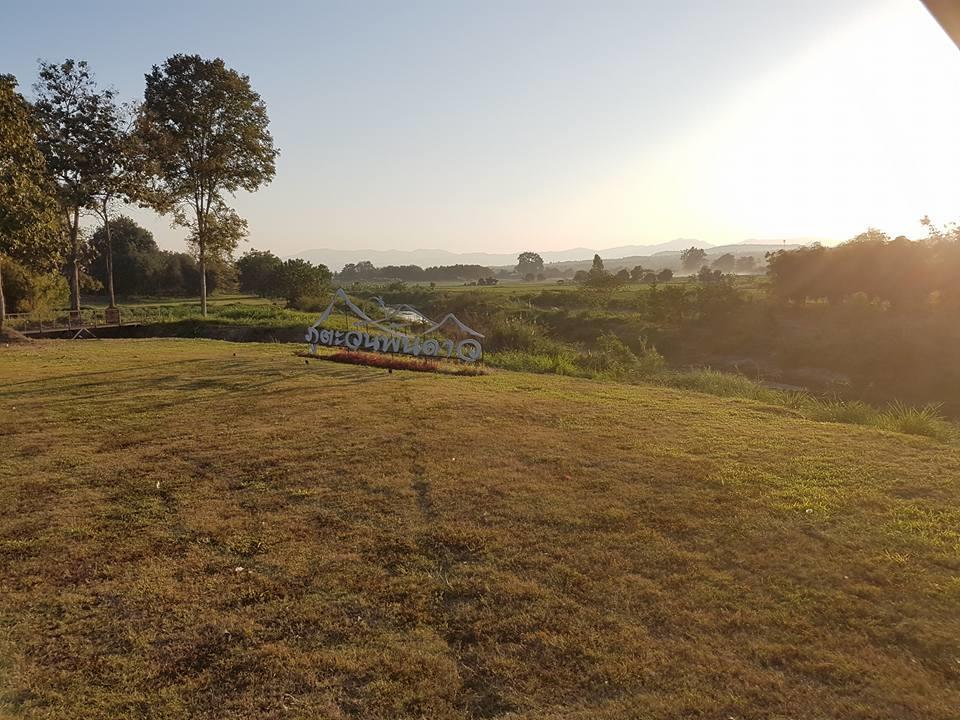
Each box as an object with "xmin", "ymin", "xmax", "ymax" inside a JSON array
[{"xmin": 5, "ymin": 0, "xmax": 959, "ymax": 256}]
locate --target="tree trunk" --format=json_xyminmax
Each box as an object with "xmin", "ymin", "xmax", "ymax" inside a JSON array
[
  {"xmin": 69, "ymin": 206, "xmax": 81, "ymax": 313},
  {"xmin": 0, "ymin": 256, "xmax": 6, "ymax": 330},
  {"xmin": 104, "ymin": 199, "xmax": 116, "ymax": 308},
  {"xmin": 199, "ymin": 243, "xmax": 208, "ymax": 317}
]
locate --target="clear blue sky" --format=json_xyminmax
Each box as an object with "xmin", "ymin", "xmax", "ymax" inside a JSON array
[{"xmin": 5, "ymin": 0, "xmax": 959, "ymax": 255}]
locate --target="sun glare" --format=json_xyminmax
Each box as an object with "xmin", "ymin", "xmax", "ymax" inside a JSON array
[{"xmin": 562, "ymin": 0, "xmax": 960, "ymax": 245}]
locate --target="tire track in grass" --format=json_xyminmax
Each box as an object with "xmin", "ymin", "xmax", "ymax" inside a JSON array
[{"xmin": 396, "ymin": 377, "xmax": 513, "ymax": 718}]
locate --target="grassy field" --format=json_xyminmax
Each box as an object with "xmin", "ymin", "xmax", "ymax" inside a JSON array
[
  {"xmin": 80, "ymin": 293, "xmax": 280, "ymax": 308},
  {"xmin": 1, "ymin": 339, "xmax": 958, "ymax": 719}
]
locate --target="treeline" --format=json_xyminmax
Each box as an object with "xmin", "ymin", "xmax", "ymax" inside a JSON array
[
  {"xmin": 1, "ymin": 53, "xmax": 276, "ymax": 326},
  {"xmin": 339, "ymin": 260, "xmax": 496, "ymax": 283},
  {"xmin": 87, "ymin": 217, "xmax": 234, "ymax": 297},
  {"xmin": 767, "ymin": 225, "xmax": 960, "ymax": 308},
  {"xmin": 236, "ymin": 249, "xmax": 330, "ymax": 302}
]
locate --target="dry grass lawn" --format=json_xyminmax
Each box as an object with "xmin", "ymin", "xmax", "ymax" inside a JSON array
[{"xmin": 0, "ymin": 339, "xmax": 958, "ymax": 719}]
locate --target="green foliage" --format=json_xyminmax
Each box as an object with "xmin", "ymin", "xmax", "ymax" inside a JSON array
[
  {"xmin": 237, "ymin": 248, "xmax": 283, "ymax": 296},
  {"xmin": 0, "ymin": 258, "xmax": 68, "ymax": 314},
  {"xmin": 697, "ymin": 265, "xmax": 724, "ymax": 283},
  {"xmin": 485, "ymin": 317, "xmax": 551, "ymax": 353},
  {"xmin": 806, "ymin": 398, "xmax": 878, "ymax": 425},
  {"xmin": 680, "ymin": 246, "xmax": 707, "ymax": 270},
  {"xmin": 278, "ymin": 258, "xmax": 331, "ymax": 303},
  {"xmin": 338, "ymin": 261, "xmax": 493, "ymax": 283},
  {"xmin": 89, "ymin": 216, "xmax": 159, "ymax": 294},
  {"xmin": 877, "ymin": 402, "xmax": 954, "ymax": 442},
  {"xmin": 33, "ymin": 59, "xmax": 121, "ymax": 310},
  {"xmin": 137, "ymin": 54, "xmax": 278, "ymax": 312},
  {"xmin": 766, "ymin": 229, "xmax": 960, "ymax": 308},
  {"xmin": 662, "ymin": 368, "xmax": 780, "ymax": 403},
  {"xmin": 591, "ymin": 254, "xmax": 604, "ymax": 275},
  {"xmin": 577, "ymin": 332, "xmax": 665, "ymax": 378},
  {"xmin": 32, "ymin": 60, "xmax": 119, "ymax": 212},
  {"xmin": 515, "ymin": 251, "xmax": 544, "ymax": 276},
  {"xmin": 486, "ymin": 349, "xmax": 583, "ymax": 376},
  {"xmin": 712, "ymin": 253, "xmax": 736, "ymax": 272},
  {"xmin": 0, "ymin": 75, "xmax": 61, "ymax": 323}
]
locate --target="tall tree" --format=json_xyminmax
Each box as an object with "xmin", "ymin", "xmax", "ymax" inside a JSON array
[
  {"xmin": 516, "ymin": 251, "xmax": 544, "ymax": 276},
  {"xmin": 590, "ymin": 253, "xmax": 605, "ymax": 278},
  {"xmin": 0, "ymin": 75, "xmax": 60, "ymax": 328},
  {"xmin": 89, "ymin": 102, "xmax": 141, "ymax": 309},
  {"xmin": 680, "ymin": 246, "xmax": 707, "ymax": 271},
  {"xmin": 712, "ymin": 253, "xmax": 736, "ymax": 272},
  {"xmin": 137, "ymin": 55, "xmax": 278, "ymax": 316},
  {"xmin": 89, "ymin": 215, "xmax": 159, "ymax": 297},
  {"xmin": 237, "ymin": 248, "xmax": 283, "ymax": 296},
  {"xmin": 33, "ymin": 59, "xmax": 119, "ymax": 314}
]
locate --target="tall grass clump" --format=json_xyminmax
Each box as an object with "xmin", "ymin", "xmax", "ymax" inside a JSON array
[
  {"xmin": 576, "ymin": 332, "xmax": 665, "ymax": 379},
  {"xmin": 806, "ymin": 398, "xmax": 879, "ymax": 425},
  {"xmin": 486, "ymin": 317, "xmax": 552, "ymax": 353},
  {"xmin": 662, "ymin": 368, "xmax": 781, "ymax": 404},
  {"xmin": 876, "ymin": 401, "xmax": 954, "ymax": 441},
  {"xmin": 486, "ymin": 350, "xmax": 583, "ymax": 376}
]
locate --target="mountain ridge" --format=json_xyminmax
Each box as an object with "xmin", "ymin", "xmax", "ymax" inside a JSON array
[{"xmin": 291, "ymin": 238, "xmax": 823, "ymax": 271}]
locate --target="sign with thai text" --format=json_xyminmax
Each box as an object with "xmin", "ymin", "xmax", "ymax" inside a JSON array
[{"xmin": 305, "ymin": 289, "xmax": 484, "ymax": 362}]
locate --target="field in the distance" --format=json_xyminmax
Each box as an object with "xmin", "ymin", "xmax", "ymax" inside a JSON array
[{"xmin": 1, "ymin": 339, "xmax": 958, "ymax": 719}]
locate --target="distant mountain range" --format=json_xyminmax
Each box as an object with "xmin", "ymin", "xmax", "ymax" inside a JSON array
[{"xmin": 291, "ymin": 238, "xmax": 822, "ymax": 271}]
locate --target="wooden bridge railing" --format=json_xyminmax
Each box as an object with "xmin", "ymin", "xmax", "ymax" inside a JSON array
[{"xmin": 4, "ymin": 307, "xmax": 174, "ymax": 334}]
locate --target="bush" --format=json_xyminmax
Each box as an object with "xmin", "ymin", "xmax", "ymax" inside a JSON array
[
  {"xmin": 577, "ymin": 332, "xmax": 665, "ymax": 379},
  {"xmin": 1, "ymin": 260, "xmax": 69, "ymax": 316},
  {"xmin": 485, "ymin": 318, "xmax": 557, "ymax": 353},
  {"xmin": 278, "ymin": 259, "xmax": 332, "ymax": 304}
]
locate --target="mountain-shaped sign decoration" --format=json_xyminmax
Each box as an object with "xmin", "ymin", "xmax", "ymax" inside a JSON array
[{"xmin": 305, "ymin": 288, "xmax": 484, "ymax": 362}]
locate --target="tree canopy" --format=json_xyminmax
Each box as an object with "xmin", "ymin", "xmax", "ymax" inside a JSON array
[
  {"xmin": 0, "ymin": 74, "xmax": 60, "ymax": 326},
  {"xmin": 516, "ymin": 251, "xmax": 544, "ymax": 276},
  {"xmin": 33, "ymin": 59, "xmax": 121, "ymax": 311},
  {"xmin": 137, "ymin": 54, "xmax": 278, "ymax": 314},
  {"xmin": 680, "ymin": 247, "xmax": 707, "ymax": 271}
]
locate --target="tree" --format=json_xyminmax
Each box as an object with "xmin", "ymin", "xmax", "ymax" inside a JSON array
[
  {"xmin": 33, "ymin": 59, "xmax": 119, "ymax": 314},
  {"xmin": 573, "ymin": 269, "xmax": 589, "ymax": 283},
  {"xmin": 712, "ymin": 253, "xmax": 736, "ymax": 272},
  {"xmin": 615, "ymin": 268, "xmax": 631, "ymax": 282},
  {"xmin": 656, "ymin": 268, "xmax": 673, "ymax": 282},
  {"xmin": 89, "ymin": 216, "xmax": 159, "ymax": 297},
  {"xmin": 590, "ymin": 254, "xmax": 605, "ymax": 277},
  {"xmin": 697, "ymin": 265, "xmax": 723, "ymax": 283},
  {"xmin": 237, "ymin": 248, "xmax": 283, "ymax": 296},
  {"xmin": 89, "ymin": 103, "xmax": 142, "ymax": 309},
  {"xmin": 630, "ymin": 265, "xmax": 645, "ymax": 281},
  {"xmin": 278, "ymin": 258, "xmax": 331, "ymax": 303},
  {"xmin": 0, "ymin": 75, "xmax": 61, "ymax": 328},
  {"xmin": 137, "ymin": 54, "xmax": 278, "ymax": 316},
  {"xmin": 516, "ymin": 251, "xmax": 544, "ymax": 277},
  {"xmin": 339, "ymin": 260, "xmax": 376, "ymax": 281},
  {"xmin": 734, "ymin": 255, "xmax": 756, "ymax": 273},
  {"xmin": 184, "ymin": 206, "xmax": 248, "ymax": 292},
  {"xmin": 680, "ymin": 247, "xmax": 707, "ymax": 271}
]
